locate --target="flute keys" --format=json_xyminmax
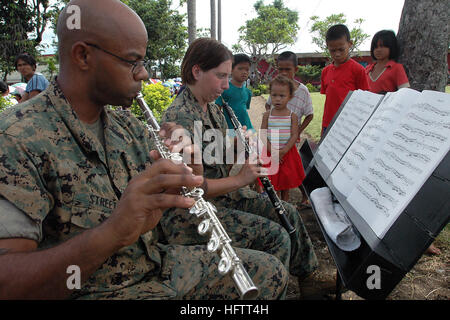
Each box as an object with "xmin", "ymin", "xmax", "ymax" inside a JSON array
[
  {"xmin": 169, "ymin": 153, "xmax": 183, "ymax": 164},
  {"xmin": 189, "ymin": 206, "xmax": 201, "ymax": 216},
  {"xmin": 191, "ymin": 188, "xmax": 204, "ymax": 198},
  {"xmin": 218, "ymin": 257, "xmax": 232, "ymax": 275},
  {"xmin": 207, "ymin": 234, "xmax": 220, "ymax": 252},
  {"xmin": 198, "ymin": 219, "xmax": 211, "ymax": 235}
]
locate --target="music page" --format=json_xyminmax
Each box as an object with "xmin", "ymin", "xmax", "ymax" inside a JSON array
[
  {"xmin": 347, "ymin": 90, "xmax": 450, "ymax": 238},
  {"xmin": 316, "ymin": 90, "xmax": 383, "ymax": 176},
  {"xmin": 330, "ymin": 88, "xmax": 421, "ymax": 197}
]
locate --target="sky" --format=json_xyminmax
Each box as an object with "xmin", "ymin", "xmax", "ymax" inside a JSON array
[{"xmin": 40, "ymin": 0, "xmax": 406, "ymax": 54}]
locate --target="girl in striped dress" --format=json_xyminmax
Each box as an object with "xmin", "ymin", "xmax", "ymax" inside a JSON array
[{"xmin": 260, "ymin": 75, "xmax": 306, "ymax": 201}]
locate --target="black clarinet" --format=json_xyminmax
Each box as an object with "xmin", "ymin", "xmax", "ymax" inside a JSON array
[{"xmin": 220, "ymin": 97, "xmax": 296, "ymax": 236}]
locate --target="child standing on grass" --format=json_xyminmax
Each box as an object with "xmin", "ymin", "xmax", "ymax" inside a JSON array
[
  {"xmin": 320, "ymin": 24, "xmax": 369, "ymax": 137},
  {"xmin": 260, "ymin": 75, "xmax": 305, "ymax": 202},
  {"xmin": 264, "ymin": 51, "xmax": 313, "ymax": 206},
  {"xmin": 216, "ymin": 53, "xmax": 254, "ymax": 132}
]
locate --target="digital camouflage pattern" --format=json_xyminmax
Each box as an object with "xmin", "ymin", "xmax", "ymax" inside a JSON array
[
  {"xmin": 162, "ymin": 86, "xmax": 318, "ymax": 278},
  {"xmin": 0, "ymin": 82, "xmax": 288, "ymax": 299}
]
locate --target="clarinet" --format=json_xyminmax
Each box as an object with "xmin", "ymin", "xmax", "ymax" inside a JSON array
[
  {"xmin": 220, "ymin": 97, "xmax": 296, "ymax": 236},
  {"xmin": 136, "ymin": 93, "xmax": 259, "ymax": 300}
]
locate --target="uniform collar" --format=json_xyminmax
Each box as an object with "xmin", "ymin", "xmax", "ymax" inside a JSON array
[{"xmin": 46, "ymin": 80, "xmax": 132, "ymax": 160}]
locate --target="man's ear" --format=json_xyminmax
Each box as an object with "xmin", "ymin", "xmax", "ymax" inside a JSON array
[{"xmin": 71, "ymin": 41, "xmax": 91, "ymax": 71}]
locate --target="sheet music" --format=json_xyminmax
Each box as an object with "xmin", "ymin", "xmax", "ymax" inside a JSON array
[
  {"xmin": 347, "ymin": 90, "xmax": 450, "ymax": 238},
  {"xmin": 330, "ymin": 88, "xmax": 421, "ymax": 197},
  {"xmin": 316, "ymin": 90, "xmax": 383, "ymax": 176}
]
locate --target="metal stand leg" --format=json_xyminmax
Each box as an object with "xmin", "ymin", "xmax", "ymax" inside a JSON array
[{"xmin": 335, "ymin": 270, "xmax": 343, "ymax": 300}]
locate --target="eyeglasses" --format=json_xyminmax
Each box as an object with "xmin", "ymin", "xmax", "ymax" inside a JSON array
[{"xmin": 85, "ymin": 43, "xmax": 149, "ymax": 75}]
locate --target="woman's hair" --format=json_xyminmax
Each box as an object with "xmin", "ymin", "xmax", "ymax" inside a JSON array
[
  {"xmin": 370, "ymin": 30, "xmax": 400, "ymax": 61},
  {"xmin": 232, "ymin": 53, "xmax": 251, "ymax": 69},
  {"xmin": 14, "ymin": 53, "xmax": 37, "ymax": 70},
  {"xmin": 269, "ymin": 75, "xmax": 295, "ymax": 96},
  {"xmin": 181, "ymin": 38, "xmax": 233, "ymax": 85}
]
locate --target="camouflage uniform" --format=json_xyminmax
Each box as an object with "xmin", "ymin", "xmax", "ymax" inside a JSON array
[
  {"xmin": 0, "ymin": 82, "xmax": 289, "ymax": 299},
  {"xmin": 162, "ymin": 86, "xmax": 318, "ymax": 279}
]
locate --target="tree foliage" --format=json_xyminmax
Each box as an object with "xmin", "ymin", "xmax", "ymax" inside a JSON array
[
  {"xmin": 122, "ymin": 0, "xmax": 188, "ymax": 79},
  {"xmin": 296, "ymin": 64, "xmax": 322, "ymax": 84},
  {"xmin": 0, "ymin": 0, "xmax": 52, "ymax": 79},
  {"xmin": 309, "ymin": 13, "xmax": 369, "ymax": 59},
  {"xmin": 48, "ymin": 0, "xmax": 187, "ymax": 80},
  {"xmin": 232, "ymin": 0, "xmax": 299, "ymax": 85}
]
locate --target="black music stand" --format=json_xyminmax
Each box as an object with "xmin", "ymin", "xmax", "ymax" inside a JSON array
[{"xmin": 299, "ymin": 138, "xmax": 449, "ymax": 300}]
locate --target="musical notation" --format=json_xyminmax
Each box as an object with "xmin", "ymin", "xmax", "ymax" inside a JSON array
[{"xmin": 344, "ymin": 89, "xmax": 450, "ymax": 238}]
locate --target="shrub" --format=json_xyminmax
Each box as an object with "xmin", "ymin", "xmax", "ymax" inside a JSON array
[
  {"xmin": 257, "ymin": 83, "xmax": 269, "ymax": 95},
  {"xmin": 296, "ymin": 64, "xmax": 323, "ymax": 84},
  {"xmin": 0, "ymin": 96, "xmax": 14, "ymax": 112},
  {"xmin": 250, "ymin": 87, "xmax": 261, "ymax": 96},
  {"xmin": 130, "ymin": 82, "xmax": 174, "ymax": 123},
  {"xmin": 306, "ymin": 83, "xmax": 319, "ymax": 93}
]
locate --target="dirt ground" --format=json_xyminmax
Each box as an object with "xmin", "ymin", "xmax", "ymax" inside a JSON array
[{"xmin": 247, "ymin": 96, "xmax": 449, "ymax": 300}]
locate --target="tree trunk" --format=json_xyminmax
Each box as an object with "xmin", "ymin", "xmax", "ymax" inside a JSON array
[
  {"xmin": 210, "ymin": 0, "xmax": 216, "ymax": 40},
  {"xmin": 187, "ymin": 0, "xmax": 196, "ymax": 45},
  {"xmin": 397, "ymin": 0, "xmax": 450, "ymax": 92},
  {"xmin": 217, "ymin": 0, "xmax": 222, "ymax": 42}
]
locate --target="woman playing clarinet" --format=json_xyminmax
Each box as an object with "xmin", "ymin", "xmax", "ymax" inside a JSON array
[{"xmin": 161, "ymin": 39, "xmax": 331, "ymax": 297}]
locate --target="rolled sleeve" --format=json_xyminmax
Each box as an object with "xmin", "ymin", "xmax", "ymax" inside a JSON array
[{"xmin": 0, "ymin": 198, "xmax": 42, "ymax": 242}]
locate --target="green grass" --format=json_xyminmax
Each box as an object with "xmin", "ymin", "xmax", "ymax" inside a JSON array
[
  {"xmin": 446, "ymin": 85, "xmax": 450, "ymax": 94},
  {"xmin": 304, "ymin": 92, "xmax": 325, "ymax": 142}
]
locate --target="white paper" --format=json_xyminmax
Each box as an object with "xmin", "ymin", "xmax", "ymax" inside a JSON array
[
  {"xmin": 310, "ymin": 187, "xmax": 361, "ymax": 251},
  {"xmin": 330, "ymin": 88, "xmax": 422, "ymax": 197},
  {"xmin": 316, "ymin": 90, "xmax": 383, "ymax": 176},
  {"xmin": 347, "ymin": 90, "xmax": 450, "ymax": 238}
]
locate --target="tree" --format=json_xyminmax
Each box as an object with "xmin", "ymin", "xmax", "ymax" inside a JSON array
[
  {"xmin": 126, "ymin": 0, "xmax": 187, "ymax": 80},
  {"xmin": 210, "ymin": 0, "xmax": 216, "ymax": 39},
  {"xmin": 397, "ymin": 0, "xmax": 449, "ymax": 92},
  {"xmin": 232, "ymin": 0, "xmax": 299, "ymax": 85},
  {"xmin": 187, "ymin": 0, "xmax": 196, "ymax": 45},
  {"xmin": 0, "ymin": 0, "xmax": 52, "ymax": 79},
  {"xmin": 217, "ymin": 0, "xmax": 222, "ymax": 42},
  {"xmin": 39, "ymin": 55, "xmax": 58, "ymax": 80},
  {"xmin": 309, "ymin": 13, "xmax": 369, "ymax": 59}
]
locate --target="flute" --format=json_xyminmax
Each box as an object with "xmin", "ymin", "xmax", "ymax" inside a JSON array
[
  {"xmin": 220, "ymin": 97, "xmax": 296, "ymax": 236},
  {"xmin": 136, "ymin": 93, "xmax": 259, "ymax": 300}
]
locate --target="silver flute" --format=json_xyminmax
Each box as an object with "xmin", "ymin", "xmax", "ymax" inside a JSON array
[{"xmin": 135, "ymin": 93, "xmax": 259, "ymax": 300}]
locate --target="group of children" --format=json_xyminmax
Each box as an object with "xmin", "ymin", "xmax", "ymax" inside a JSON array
[{"xmin": 219, "ymin": 24, "xmax": 411, "ymax": 207}]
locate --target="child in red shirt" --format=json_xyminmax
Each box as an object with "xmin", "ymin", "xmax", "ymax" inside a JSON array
[
  {"xmin": 320, "ymin": 24, "xmax": 369, "ymax": 137},
  {"xmin": 365, "ymin": 30, "xmax": 410, "ymax": 94}
]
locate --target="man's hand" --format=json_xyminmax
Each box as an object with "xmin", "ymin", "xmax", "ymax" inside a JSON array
[
  {"xmin": 156, "ymin": 122, "xmax": 203, "ymax": 176},
  {"xmin": 104, "ymin": 159, "xmax": 203, "ymax": 248}
]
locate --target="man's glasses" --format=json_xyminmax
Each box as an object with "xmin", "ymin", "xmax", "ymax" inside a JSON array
[{"xmin": 85, "ymin": 43, "xmax": 149, "ymax": 75}]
